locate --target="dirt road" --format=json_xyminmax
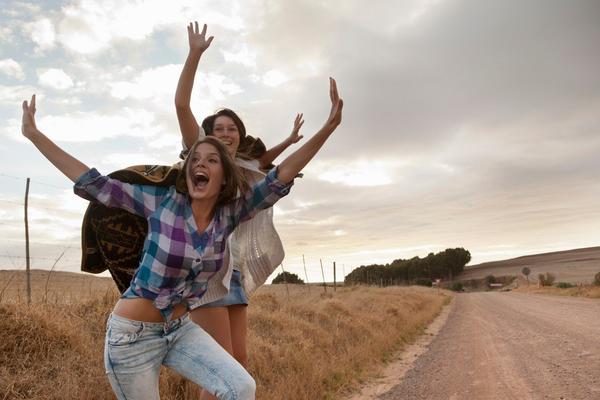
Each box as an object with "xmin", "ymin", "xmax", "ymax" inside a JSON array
[{"xmin": 379, "ymin": 292, "xmax": 600, "ymax": 400}]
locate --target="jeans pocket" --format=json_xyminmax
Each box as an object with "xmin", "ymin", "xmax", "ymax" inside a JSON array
[{"xmin": 107, "ymin": 319, "xmax": 144, "ymax": 346}]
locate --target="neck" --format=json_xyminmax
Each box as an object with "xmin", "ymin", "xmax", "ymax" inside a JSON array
[{"xmin": 190, "ymin": 197, "xmax": 217, "ymax": 232}]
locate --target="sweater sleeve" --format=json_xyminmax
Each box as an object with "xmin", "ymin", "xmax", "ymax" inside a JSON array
[{"xmin": 73, "ymin": 168, "xmax": 170, "ymax": 218}]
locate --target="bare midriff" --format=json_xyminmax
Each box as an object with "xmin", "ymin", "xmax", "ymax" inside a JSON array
[{"xmin": 113, "ymin": 298, "xmax": 188, "ymax": 323}]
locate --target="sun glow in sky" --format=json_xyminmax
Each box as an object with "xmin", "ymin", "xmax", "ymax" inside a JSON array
[{"xmin": 1, "ymin": 0, "xmax": 599, "ymax": 283}]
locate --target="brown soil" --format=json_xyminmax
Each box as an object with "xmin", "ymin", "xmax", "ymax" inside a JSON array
[{"xmin": 379, "ymin": 292, "xmax": 600, "ymax": 399}]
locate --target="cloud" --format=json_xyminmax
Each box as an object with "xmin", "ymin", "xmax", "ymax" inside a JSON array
[
  {"xmin": 23, "ymin": 18, "xmax": 57, "ymax": 52},
  {"xmin": 2, "ymin": 107, "xmax": 165, "ymax": 143},
  {"xmin": 38, "ymin": 68, "xmax": 74, "ymax": 90},
  {"xmin": 261, "ymin": 69, "xmax": 288, "ymax": 87},
  {"xmin": 55, "ymin": 0, "xmax": 251, "ymax": 55},
  {"xmin": 307, "ymin": 159, "xmax": 401, "ymax": 187},
  {"xmin": 0, "ymin": 84, "xmax": 39, "ymax": 105},
  {"xmin": 0, "ymin": 59, "xmax": 25, "ymax": 80},
  {"xmin": 109, "ymin": 64, "xmax": 243, "ymax": 112}
]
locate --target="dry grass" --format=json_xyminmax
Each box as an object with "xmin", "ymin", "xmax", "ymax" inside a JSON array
[{"xmin": 0, "ymin": 271, "xmax": 448, "ymax": 399}]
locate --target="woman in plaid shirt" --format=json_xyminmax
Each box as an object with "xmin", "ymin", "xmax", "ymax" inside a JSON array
[{"xmin": 20, "ymin": 76, "xmax": 343, "ymax": 399}]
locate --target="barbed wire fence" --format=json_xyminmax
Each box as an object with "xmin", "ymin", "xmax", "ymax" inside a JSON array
[{"xmin": 0, "ymin": 173, "xmax": 356, "ymax": 303}]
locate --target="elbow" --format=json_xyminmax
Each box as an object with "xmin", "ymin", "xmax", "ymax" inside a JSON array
[{"xmin": 174, "ymin": 101, "xmax": 190, "ymax": 111}]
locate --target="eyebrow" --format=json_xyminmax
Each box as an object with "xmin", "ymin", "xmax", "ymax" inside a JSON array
[{"xmin": 192, "ymin": 151, "xmax": 220, "ymax": 157}]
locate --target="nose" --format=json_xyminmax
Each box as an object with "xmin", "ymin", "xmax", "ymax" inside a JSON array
[{"xmin": 192, "ymin": 156, "xmax": 208, "ymax": 169}]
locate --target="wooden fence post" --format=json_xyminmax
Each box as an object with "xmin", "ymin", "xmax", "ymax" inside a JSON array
[
  {"xmin": 303, "ymin": 254, "xmax": 310, "ymax": 292},
  {"xmin": 320, "ymin": 259, "xmax": 327, "ymax": 292},
  {"xmin": 333, "ymin": 261, "xmax": 337, "ymax": 292},
  {"xmin": 24, "ymin": 177, "xmax": 31, "ymax": 305}
]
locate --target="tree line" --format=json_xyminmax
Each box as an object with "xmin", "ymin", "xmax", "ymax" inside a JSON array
[{"xmin": 344, "ymin": 247, "xmax": 471, "ymax": 285}]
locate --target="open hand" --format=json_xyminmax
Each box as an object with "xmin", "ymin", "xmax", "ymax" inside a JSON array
[
  {"xmin": 325, "ymin": 78, "xmax": 343, "ymax": 129},
  {"xmin": 288, "ymin": 113, "xmax": 304, "ymax": 144},
  {"xmin": 188, "ymin": 21, "xmax": 213, "ymax": 53},
  {"xmin": 21, "ymin": 94, "xmax": 39, "ymax": 140}
]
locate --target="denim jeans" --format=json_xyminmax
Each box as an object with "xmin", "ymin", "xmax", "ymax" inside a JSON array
[{"xmin": 104, "ymin": 313, "xmax": 255, "ymax": 400}]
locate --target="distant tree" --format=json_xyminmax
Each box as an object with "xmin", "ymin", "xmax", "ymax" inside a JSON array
[
  {"xmin": 538, "ymin": 272, "xmax": 555, "ymax": 287},
  {"xmin": 272, "ymin": 271, "xmax": 304, "ymax": 284},
  {"xmin": 485, "ymin": 275, "xmax": 497, "ymax": 285},
  {"xmin": 521, "ymin": 267, "xmax": 531, "ymax": 286}
]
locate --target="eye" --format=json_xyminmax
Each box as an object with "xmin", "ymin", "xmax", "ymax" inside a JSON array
[{"xmin": 209, "ymin": 157, "xmax": 220, "ymax": 164}]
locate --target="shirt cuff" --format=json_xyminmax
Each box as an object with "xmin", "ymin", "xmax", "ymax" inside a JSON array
[
  {"xmin": 73, "ymin": 168, "xmax": 102, "ymax": 200},
  {"xmin": 266, "ymin": 167, "xmax": 294, "ymax": 196}
]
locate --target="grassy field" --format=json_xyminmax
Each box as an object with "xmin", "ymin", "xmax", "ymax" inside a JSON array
[{"xmin": 0, "ymin": 270, "xmax": 449, "ymax": 399}]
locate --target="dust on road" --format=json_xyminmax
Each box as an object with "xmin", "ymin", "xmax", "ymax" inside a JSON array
[{"xmin": 380, "ymin": 292, "xmax": 600, "ymax": 400}]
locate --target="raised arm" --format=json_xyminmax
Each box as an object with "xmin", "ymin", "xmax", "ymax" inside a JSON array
[
  {"xmin": 175, "ymin": 21, "xmax": 214, "ymax": 149},
  {"xmin": 257, "ymin": 113, "xmax": 304, "ymax": 169},
  {"xmin": 277, "ymin": 78, "xmax": 343, "ymax": 183},
  {"xmin": 21, "ymin": 95, "xmax": 89, "ymax": 182}
]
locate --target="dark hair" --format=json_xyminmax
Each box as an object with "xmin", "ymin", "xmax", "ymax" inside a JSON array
[
  {"xmin": 202, "ymin": 108, "xmax": 247, "ymax": 142},
  {"xmin": 202, "ymin": 108, "xmax": 268, "ymax": 161},
  {"xmin": 176, "ymin": 136, "xmax": 248, "ymax": 207}
]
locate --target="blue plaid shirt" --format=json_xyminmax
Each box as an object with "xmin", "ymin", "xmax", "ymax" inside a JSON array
[{"xmin": 74, "ymin": 167, "xmax": 292, "ymax": 320}]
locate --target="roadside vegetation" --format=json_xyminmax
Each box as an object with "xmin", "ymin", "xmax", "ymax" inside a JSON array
[
  {"xmin": 0, "ymin": 272, "xmax": 449, "ymax": 400},
  {"xmin": 514, "ymin": 269, "xmax": 600, "ymax": 299}
]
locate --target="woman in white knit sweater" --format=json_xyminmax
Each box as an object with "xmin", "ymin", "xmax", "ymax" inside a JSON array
[{"xmin": 174, "ymin": 21, "xmax": 304, "ymax": 399}]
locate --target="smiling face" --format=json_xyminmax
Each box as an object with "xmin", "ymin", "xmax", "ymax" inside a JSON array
[
  {"xmin": 212, "ymin": 115, "xmax": 241, "ymax": 155},
  {"xmin": 185, "ymin": 142, "xmax": 225, "ymax": 203}
]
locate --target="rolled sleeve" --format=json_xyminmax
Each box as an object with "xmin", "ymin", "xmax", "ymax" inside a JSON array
[
  {"xmin": 264, "ymin": 166, "xmax": 294, "ymax": 197},
  {"xmin": 73, "ymin": 168, "xmax": 103, "ymax": 201}
]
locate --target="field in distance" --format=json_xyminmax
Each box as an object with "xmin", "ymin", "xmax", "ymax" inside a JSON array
[{"xmin": 459, "ymin": 246, "xmax": 600, "ymax": 284}]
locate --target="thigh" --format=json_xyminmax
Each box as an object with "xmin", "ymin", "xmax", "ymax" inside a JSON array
[
  {"xmin": 164, "ymin": 320, "xmax": 255, "ymax": 399},
  {"xmin": 228, "ymin": 305, "xmax": 248, "ymax": 366},
  {"xmin": 104, "ymin": 315, "xmax": 165, "ymax": 400},
  {"xmin": 190, "ymin": 306, "xmax": 234, "ymax": 354}
]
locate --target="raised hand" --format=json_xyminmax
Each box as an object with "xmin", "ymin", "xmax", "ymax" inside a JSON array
[
  {"xmin": 288, "ymin": 113, "xmax": 305, "ymax": 144},
  {"xmin": 21, "ymin": 94, "xmax": 39, "ymax": 140},
  {"xmin": 187, "ymin": 21, "xmax": 214, "ymax": 53},
  {"xmin": 324, "ymin": 77, "xmax": 343, "ymax": 130}
]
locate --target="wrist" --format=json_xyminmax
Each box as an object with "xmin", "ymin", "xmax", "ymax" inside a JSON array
[{"xmin": 188, "ymin": 48, "xmax": 204, "ymax": 58}]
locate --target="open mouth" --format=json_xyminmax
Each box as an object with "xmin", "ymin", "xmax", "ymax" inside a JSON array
[{"xmin": 192, "ymin": 171, "xmax": 209, "ymax": 189}]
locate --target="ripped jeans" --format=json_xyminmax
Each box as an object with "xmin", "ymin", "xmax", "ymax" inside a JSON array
[{"xmin": 104, "ymin": 313, "xmax": 255, "ymax": 400}]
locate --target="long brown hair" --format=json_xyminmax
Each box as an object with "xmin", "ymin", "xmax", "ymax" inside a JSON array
[{"xmin": 177, "ymin": 136, "xmax": 248, "ymax": 206}]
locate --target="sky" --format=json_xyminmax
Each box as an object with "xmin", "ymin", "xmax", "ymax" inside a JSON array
[{"xmin": 1, "ymin": 0, "xmax": 599, "ymax": 283}]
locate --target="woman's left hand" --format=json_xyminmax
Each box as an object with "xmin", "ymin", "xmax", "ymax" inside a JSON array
[
  {"xmin": 21, "ymin": 94, "xmax": 39, "ymax": 140},
  {"xmin": 188, "ymin": 21, "xmax": 213, "ymax": 53},
  {"xmin": 324, "ymin": 78, "xmax": 343, "ymax": 130},
  {"xmin": 288, "ymin": 113, "xmax": 305, "ymax": 144}
]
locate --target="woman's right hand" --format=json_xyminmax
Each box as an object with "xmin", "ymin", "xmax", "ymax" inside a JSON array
[
  {"xmin": 21, "ymin": 94, "xmax": 39, "ymax": 140},
  {"xmin": 187, "ymin": 21, "xmax": 214, "ymax": 53}
]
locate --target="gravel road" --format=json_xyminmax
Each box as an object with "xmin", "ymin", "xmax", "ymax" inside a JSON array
[{"xmin": 379, "ymin": 292, "xmax": 600, "ymax": 400}]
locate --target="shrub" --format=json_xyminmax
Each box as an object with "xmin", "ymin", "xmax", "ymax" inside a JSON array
[
  {"xmin": 538, "ymin": 272, "xmax": 556, "ymax": 287},
  {"xmin": 413, "ymin": 278, "xmax": 433, "ymax": 287},
  {"xmin": 451, "ymin": 282, "xmax": 464, "ymax": 292},
  {"xmin": 594, "ymin": 272, "xmax": 600, "ymax": 286},
  {"xmin": 272, "ymin": 271, "xmax": 304, "ymax": 284},
  {"xmin": 556, "ymin": 282, "xmax": 573, "ymax": 289},
  {"xmin": 484, "ymin": 275, "xmax": 497, "ymax": 285}
]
